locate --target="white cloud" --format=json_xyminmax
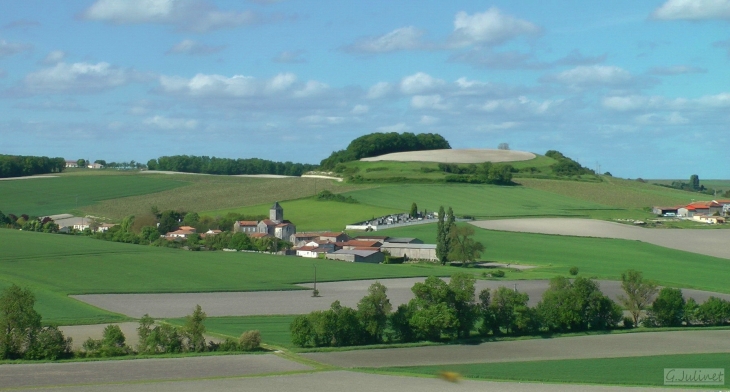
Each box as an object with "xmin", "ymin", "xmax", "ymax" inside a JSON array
[
  {"xmin": 41, "ymin": 50, "xmax": 66, "ymax": 65},
  {"xmin": 366, "ymin": 82, "xmax": 392, "ymax": 99},
  {"xmin": 273, "ymin": 50, "xmax": 306, "ymax": 63},
  {"xmin": 166, "ymin": 39, "xmax": 225, "ymax": 55},
  {"xmin": 636, "ymin": 112, "xmax": 689, "ymax": 125},
  {"xmin": 697, "ymin": 92, "xmax": 730, "ymax": 107},
  {"xmin": 400, "ymin": 72, "xmax": 445, "ymax": 95},
  {"xmin": 19, "ymin": 62, "xmax": 145, "ymax": 95},
  {"xmin": 480, "ymin": 121, "xmax": 521, "ymax": 131},
  {"xmin": 292, "ymin": 80, "xmax": 328, "ymax": 98},
  {"xmin": 546, "ymin": 65, "xmax": 633, "ymax": 86},
  {"xmin": 82, "ymin": 0, "xmax": 260, "ymax": 32},
  {"xmin": 158, "ymin": 72, "xmax": 329, "ymax": 100},
  {"xmin": 351, "ymin": 104, "xmax": 369, "ymax": 115},
  {"xmin": 475, "ymin": 96, "xmax": 558, "ymax": 114},
  {"xmin": 299, "ymin": 115, "xmax": 345, "ymax": 125},
  {"xmin": 648, "ymin": 65, "xmax": 707, "ymax": 75},
  {"xmin": 420, "ymin": 115, "xmax": 439, "ymax": 125},
  {"xmin": 652, "ymin": 0, "xmax": 730, "ymax": 20},
  {"xmin": 411, "ymin": 94, "xmax": 450, "ymax": 110},
  {"xmin": 603, "ymin": 92, "xmax": 730, "ymax": 111},
  {"xmin": 377, "ymin": 122, "xmax": 410, "ymax": 132},
  {"xmin": 144, "ymin": 115, "xmax": 198, "ymax": 130},
  {"xmin": 0, "ymin": 39, "xmax": 31, "ymax": 58},
  {"xmin": 344, "ymin": 26, "xmax": 426, "ymax": 53},
  {"xmin": 449, "ymin": 8, "xmax": 541, "ymax": 47}
]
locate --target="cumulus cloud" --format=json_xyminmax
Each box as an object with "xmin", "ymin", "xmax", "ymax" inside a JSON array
[
  {"xmin": 377, "ymin": 122, "xmax": 410, "ymax": 132},
  {"xmin": 451, "ymin": 48, "xmax": 606, "ymax": 70},
  {"xmin": 652, "ymin": 0, "xmax": 730, "ymax": 20},
  {"xmin": 366, "ymin": 82, "xmax": 392, "ymax": 99},
  {"xmin": 343, "ymin": 26, "xmax": 426, "ymax": 53},
  {"xmin": 81, "ymin": 0, "xmax": 262, "ymax": 32},
  {"xmin": 411, "ymin": 94, "xmax": 450, "ymax": 110},
  {"xmin": 158, "ymin": 72, "xmax": 328, "ymax": 99},
  {"xmin": 602, "ymin": 92, "xmax": 730, "ymax": 111},
  {"xmin": 298, "ymin": 115, "xmax": 346, "ymax": 125},
  {"xmin": 636, "ymin": 112, "xmax": 689, "ymax": 125},
  {"xmin": 544, "ymin": 65, "xmax": 634, "ymax": 87},
  {"xmin": 13, "ymin": 101, "xmax": 87, "ymax": 112},
  {"xmin": 144, "ymin": 115, "xmax": 198, "ymax": 130},
  {"xmin": 15, "ymin": 62, "xmax": 148, "ymax": 95},
  {"xmin": 400, "ymin": 72, "xmax": 445, "ymax": 95},
  {"xmin": 419, "ymin": 115, "xmax": 439, "ymax": 125},
  {"xmin": 648, "ymin": 65, "xmax": 707, "ymax": 75},
  {"xmin": 41, "ymin": 50, "xmax": 67, "ymax": 65},
  {"xmin": 166, "ymin": 39, "xmax": 225, "ymax": 55},
  {"xmin": 449, "ymin": 8, "xmax": 541, "ymax": 47},
  {"xmin": 273, "ymin": 50, "xmax": 306, "ymax": 63},
  {"xmin": 0, "ymin": 39, "xmax": 31, "ymax": 58},
  {"xmin": 475, "ymin": 96, "xmax": 558, "ymax": 115},
  {"xmin": 351, "ymin": 104, "xmax": 369, "ymax": 114}
]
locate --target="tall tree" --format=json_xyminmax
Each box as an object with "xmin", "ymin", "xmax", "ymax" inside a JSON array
[
  {"xmin": 447, "ymin": 225, "xmax": 485, "ymax": 266},
  {"xmin": 356, "ymin": 282, "xmax": 392, "ymax": 343},
  {"xmin": 618, "ymin": 270, "xmax": 658, "ymax": 326},
  {"xmin": 0, "ymin": 285, "xmax": 42, "ymax": 359},
  {"xmin": 436, "ymin": 206, "xmax": 448, "ymax": 264},
  {"xmin": 409, "ymin": 202, "xmax": 418, "ymax": 218},
  {"xmin": 689, "ymin": 174, "xmax": 700, "ymax": 191},
  {"xmin": 183, "ymin": 304, "xmax": 207, "ymax": 352},
  {"xmin": 448, "ymin": 273, "xmax": 478, "ymax": 338},
  {"xmin": 647, "ymin": 288, "xmax": 685, "ymax": 327}
]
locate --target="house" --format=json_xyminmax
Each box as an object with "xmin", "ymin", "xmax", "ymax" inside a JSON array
[
  {"xmin": 249, "ymin": 233, "xmax": 269, "ymax": 239},
  {"xmin": 337, "ymin": 240, "xmax": 383, "ymax": 250},
  {"xmin": 318, "ymin": 232, "xmax": 349, "ymax": 243},
  {"xmin": 380, "ymin": 243, "xmax": 438, "ymax": 262},
  {"xmin": 87, "ymin": 163, "xmax": 104, "ymax": 169},
  {"xmin": 234, "ymin": 202, "xmax": 296, "ymax": 241},
  {"xmin": 693, "ymin": 215, "xmax": 726, "ymax": 224},
  {"xmin": 55, "ymin": 217, "xmax": 90, "ymax": 232},
  {"xmin": 353, "ymin": 235, "xmax": 390, "ymax": 242},
  {"xmin": 326, "ymin": 249, "xmax": 385, "ymax": 263},
  {"xmin": 295, "ymin": 246, "xmax": 330, "ymax": 258},
  {"xmin": 233, "ymin": 220, "xmax": 258, "ymax": 234},
  {"xmin": 165, "ymin": 227, "xmax": 196, "ymax": 239},
  {"xmin": 290, "ymin": 233, "xmax": 322, "ymax": 247},
  {"xmin": 95, "ymin": 223, "xmax": 116, "ymax": 233},
  {"xmin": 200, "ymin": 229, "xmax": 222, "ymax": 239},
  {"xmin": 678, "ymin": 201, "xmax": 723, "ymax": 217},
  {"xmin": 714, "ymin": 200, "xmax": 730, "ymax": 216},
  {"xmin": 64, "ymin": 161, "xmax": 78, "ymax": 168}
]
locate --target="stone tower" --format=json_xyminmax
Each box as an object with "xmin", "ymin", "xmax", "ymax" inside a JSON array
[{"xmin": 270, "ymin": 201, "xmax": 283, "ymax": 223}]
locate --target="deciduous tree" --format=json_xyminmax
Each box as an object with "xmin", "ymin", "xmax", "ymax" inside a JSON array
[{"xmin": 618, "ymin": 270, "xmax": 658, "ymax": 326}]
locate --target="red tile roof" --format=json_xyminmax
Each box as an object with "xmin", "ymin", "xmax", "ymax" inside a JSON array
[
  {"xmin": 237, "ymin": 221, "xmax": 258, "ymax": 226},
  {"xmin": 249, "ymin": 233, "xmax": 269, "ymax": 238}
]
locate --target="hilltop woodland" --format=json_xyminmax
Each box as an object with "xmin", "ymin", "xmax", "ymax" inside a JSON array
[
  {"xmin": 319, "ymin": 132, "xmax": 451, "ymax": 170},
  {"xmin": 0, "ymin": 285, "xmax": 260, "ymax": 360},
  {"xmin": 147, "ymin": 155, "xmax": 317, "ymax": 176},
  {"xmin": 291, "ymin": 271, "xmax": 730, "ymax": 348},
  {"xmin": 0, "ymin": 155, "xmax": 66, "ymax": 178}
]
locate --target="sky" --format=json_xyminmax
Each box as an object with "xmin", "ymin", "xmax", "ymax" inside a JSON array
[{"xmin": 0, "ymin": 0, "xmax": 728, "ymax": 179}]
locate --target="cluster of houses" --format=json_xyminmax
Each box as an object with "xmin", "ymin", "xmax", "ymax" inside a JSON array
[
  {"xmin": 164, "ymin": 226, "xmax": 221, "ymax": 240},
  {"xmin": 652, "ymin": 200, "xmax": 730, "ymax": 224},
  {"xmin": 64, "ymin": 160, "xmax": 104, "ymax": 169},
  {"xmin": 46, "ymin": 214, "xmax": 116, "ymax": 233},
  {"xmin": 291, "ymin": 232, "xmax": 437, "ymax": 263}
]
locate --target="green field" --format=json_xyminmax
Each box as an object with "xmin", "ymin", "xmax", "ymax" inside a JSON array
[
  {"xmin": 380, "ymin": 223, "xmax": 730, "ymax": 294},
  {"xmin": 166, "ymin": 315, "xmax": 297, "ymax": 349},
  {"xmin": 0, "ymin": 230, "xmax": 449, "ymax": 324},
  {"xmin": 202, "ymin": 198, "xmax": 401, "ymax": 231},
  {"xmin": 343, "ymin": 184, "xmax": 617, "ymax": 219},
  {"xmin": 377, "ymin": 353, "xmax": 729, "ymax": 387},
  {"xmin": 0, "ymin": 174, "xmax": 186, "ymax": 217}
]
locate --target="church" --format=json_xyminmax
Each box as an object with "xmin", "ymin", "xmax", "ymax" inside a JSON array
[{"xmin": 233, "ymin": 202, "xmax": 296, "ymax": 241}]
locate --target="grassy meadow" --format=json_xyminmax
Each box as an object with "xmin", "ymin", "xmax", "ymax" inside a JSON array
[{"xmin": 376, "ymin": 353, "xmax": 730, "ymax": 387}]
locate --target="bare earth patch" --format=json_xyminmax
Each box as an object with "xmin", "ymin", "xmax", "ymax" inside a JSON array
[
  {"xmin": 71, "ymin": 278, "xmax": 730, "ymax": 318},
  {"xmin": 360, "ymin": 149, "xmax": 536, "ymax": 163},
  {"xmin": 472, "ymin": 218, "xmax": 730, "ymax": 260}
]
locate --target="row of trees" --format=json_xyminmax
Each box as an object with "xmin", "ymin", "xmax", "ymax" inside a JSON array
[
  {"xmin": 0, "ymin": 155, "xmax": 66, "ymax": 178},
  {"xmin": 290, "ymin": 271, "xmax": 730, "ymax": 348},
  {"xmin": 320, "ymin": 132, "xmax": 451, "ymax": 169},
  {"xmin": 438, "ymin": 162, "xmax": 515, "ymax": 185},
  {"xmin": 147, "ymin": 155, "xmax": 317, "ymax": 176},
  {"xmin": 0, "ymin": 211, "xmax": 59, "ymax": 233}
]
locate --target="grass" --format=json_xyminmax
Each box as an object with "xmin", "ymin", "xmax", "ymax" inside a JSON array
[
  {"xmin": 375, "ymin": 353, "xmax": 730, "ymax": 388},
  {"xmin": 378, "ymin": 223, "xmax": 730, "ymax": 294},
  {"xmin": 166, "ymin": 315, "xmax": 298, "ymax": 349},
  {"xmin": 342, "ymin": 183, "xmax": 617, "ymax": 219},
  {"xmin": 0, "ymin": 230, "xmax": 450, "ymax": 324},
  {"xmin": 0, "ymin": 173, "xmax": 186, "ymax": 217},
  {"xmin": 202, "ymin": 198, "xmax": 401, "ymax": 231}
]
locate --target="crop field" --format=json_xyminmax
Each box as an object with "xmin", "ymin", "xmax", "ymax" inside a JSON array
[
  {"xmin": 0, "ymin": 173, "xmax": 186, "ymax": 217},
  {"xmin": 81, "ymin": 174, "xmax": 365, "ymax": 220},
  {"xmin": 516, "ymin": 177, "xmax": 697, "ymax": 208},
  {"xmin": 0, "ymin": 230, "xmax": 449, "ymax": 324},
  {"xmin": 377, "ymin": 353, "xmax": 730, "ymax": 387},
  {"xmin": 202, "ymin": 198, "xmax": 400, "ymax": 231},
  {"xmin": 166, "ymin": 315, "xmax": 297, "ymax": 349},
  {"xmin": 379, "ymin": 223, "xmax": 730, "ymax": 293},
  {"xmin": 343, "ymin": 184, "xmax": 615, "ymax": 218}
]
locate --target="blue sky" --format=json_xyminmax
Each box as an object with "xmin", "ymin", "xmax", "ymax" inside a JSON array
[{"xmin": 0, "ymin": 0, "xmax": 728, "ymax": 178}]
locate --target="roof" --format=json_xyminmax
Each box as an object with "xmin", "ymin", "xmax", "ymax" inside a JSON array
[
  {"xmin": 333, "ymin": 249, "xmax": 380, "ymax": 257},
  {"xmin": 237, "ymin": 220, "xmax": 258, "ymax": 226},
  {"xmin": 294, "ymin": 232, "xmax": 320, "ymax": 238},
  {"xmin": 271, "ymin": 201, "xmax": 282, "ymax": 209},
  {"xmin": 381, "ymin": 243, "xmax": 437, "ymax": 249},
  {"xmin": 179, "ymin": 226, "xmax": 196, "ymax": 231},
  {"xmin": 320, "ymin": 232, "xmax": 347, "ymax": 237},
  {"xmin": 260, "ymin": 219, "xmax": 276, "ymax": 226},
  {"xmin": 297, "ymin": 246, "xmax": 317, "ymax": 251},
  {"xmin": 383, "ymin": 237, "xmax": 421, "ymax": 244},
  {"xmin": 339, "ymin": 240, "xmax": 382, "ymax": 248},
  {"xmin": 353, "ymin": 235, "xmax": 389, "ymax": 240},
  {"xmin": 167, "ymin": 229, "xmax": 195, "ymax": 236},
  {"xmin": 353, "ymin": 247, "xmax": 381, "ymax": 251},
  {"xmin": 249, "ymin": 233, "xmax": 269, "ymax": 238}
]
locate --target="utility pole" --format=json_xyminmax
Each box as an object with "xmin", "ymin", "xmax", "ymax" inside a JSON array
[{"xmin": 312, "ymin": 264, "xmax": 318, "ymax": 297}]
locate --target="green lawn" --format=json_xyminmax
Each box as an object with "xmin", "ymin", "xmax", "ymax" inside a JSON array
[
  {"xmin": 202, "ymin": 198, "xmax": 401, "ymax": 231},
  {"xmin": 0, "ymin": 173, "xmax": 187, "ymax": 217},
  {"xmin": 166, "ymin": 315, "xmax": 297, "ymax": 349},
  {"xmin": 0, "ymin": 230, "xmax": 449, "ymax": 324},
  {"xmin": 376, "ymin": 353, "xmax": 729, "ymax": 388},
  {"xmin": 379, "ymin": 223, "xmax": 730, "ymax": 294},
  {"xmin": 343, "ymin": 184, "xmax": 616, "ymax": 219}
]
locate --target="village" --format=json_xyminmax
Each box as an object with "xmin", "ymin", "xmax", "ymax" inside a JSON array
[{"xmin": 653, "ymin": 199, "xmax": 730, "ymax": 224}]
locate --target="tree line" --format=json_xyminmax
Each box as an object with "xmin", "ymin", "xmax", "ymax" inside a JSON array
[
  {"xmin": 545, "ymin": 150, "xmax": 595, "ymax": 177},
  {"xmin": 290, "ymin": 270, "xmax": 730, "ymax": 348},
  {"xmin": 320, "ymin": 132, "xmax": 451, "ymax": 170},
  {"xmin": 147, "ymin": 155, "xmax": 317, "ymax": 176},
  {"xmin": 0, "ymin": 211, "xmax": 59, "ymax": 233},
  {"xmin": 0, "ymin": 155, "xmax": 66, "ymax": 178},
  {"xmin": 0, "ymin": 285, "xmax": 261, "ymax": 360},
  {"xmin": 437, "ymin": 162, "xmax": 515, "ymax": 185}
]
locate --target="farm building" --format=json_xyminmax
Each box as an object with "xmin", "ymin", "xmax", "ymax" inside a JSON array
[
  {"xmin": 652, "ymin": 206, "xmax": 680, "ymax": 216},
  {"xmin": 326, "ymin": 249, "xmax": 385, "ymax": 263},
  {"xmin": 693, "ymin": 215, "xmax": 726, "ymax": 224},
  {"xmin": 380, "ymin": 243, "xmax": 437, "ymax": 262},
  {"xmin": 383, "ymin": 237, "xmax": 424, "ymax": 244}
]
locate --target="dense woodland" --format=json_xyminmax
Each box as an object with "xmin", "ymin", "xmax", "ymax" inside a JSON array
[
  {"xmin": 544, "ymin": 150, "xmax": 595, "ymax": 176},
  {"xmin": 147, "ymin": 155, "xmax": 317, "ymax": 176},
  {"xmin": 320, "ymin": 132, "xmax": 451, "ymax": 169},
  {"xmin": 0, "ymin": 155, "xmax": 66, "ymax": 178}
]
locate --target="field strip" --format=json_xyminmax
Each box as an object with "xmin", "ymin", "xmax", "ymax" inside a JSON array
[
  {"xmin": 360, "ymin": 149, "xmax": 536, "ymax": 163},
  {"xmin": 472, "ymin": 218, "xmax": 730, "ymax": 260},
  {"xmin": 0, "ymin": 175, "xmax": 58, "ymax": 181},
  {"xmin": 0, "ymin": 354, "xmax": 312, "ymax": 390},
  {"xmin": 0, "ymin": 369, "xmax": 701, "ymax": 392},
  {"xmin": 70, "ymin": 278, "xmax": 730, "ymax": 318},
  {"xmin": 302, "ymin": 330, "xmax": 730, "ymax": 368}
]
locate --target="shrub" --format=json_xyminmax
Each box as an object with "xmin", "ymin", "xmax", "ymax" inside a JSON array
[
  {"xmin": 622, "ymin": 317, "xmax": 634, "ymax": 329},
  {"xmin": 569, "ymin": 266, "xmax": 579, "ymax": 276},
  {"xmin": 647, "ymin": 288, "xmax": 685, "ymax": 327},
  {"xmin": 697, "ymin": 297, "xmax": 730, "ymax": 326},
  {"xmin": 26, "ymin": 326, "xmax": 73, "ymax": 360},
  {"xmin": 239, "ymin": 330, "xmax": 262, "ymax": 351},
  {"xmin": 492, "ymin": 270, "xmax": 505, "ymax": 278},
  {"xmin": 84, "ymin": 324, "xmax": 130, "ymax": 357}
]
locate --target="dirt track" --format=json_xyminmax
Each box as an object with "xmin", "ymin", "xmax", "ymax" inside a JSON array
[
  {"xmin": 360, "ymin": 149, "xmax": 536, "ymax": 163},
  {"xmin": 72, "ymin": 278, "xmax": 730, "ymax": 318},
  {"xmin": 303, "ymin": 330, "xmax": 730, "ymax": 368},
  {"xmin": 472, "ymin": 218, "xmax": 730, "ymax": 260}
]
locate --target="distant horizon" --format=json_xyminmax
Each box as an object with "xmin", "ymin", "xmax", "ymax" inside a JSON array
[{"xmin": 1, "ymin": 1, "xmax": 728, "ymax": 179}]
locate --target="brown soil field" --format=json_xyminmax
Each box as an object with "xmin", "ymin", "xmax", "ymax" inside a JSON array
[
  {"xmin": 0, "ymin": 354, "xmax": 311, "ymax": 390},
  {"xmin": 360, "ymin": 149, "xmax": 536, "ymax": 163},
  {"xmin": 303, "ymin": 330, "xmax": 730, "ymax": 368},
  {"xmin": 72, "ymin": 278, "xmax": 730, "ymax": 318},
  {"xmin": 472, "ymin": 218, "xmax": 730, "ymax": 260},
  {"xmin": 14, "ymin": 370, "xmax": 699, "ymax": 392}
]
